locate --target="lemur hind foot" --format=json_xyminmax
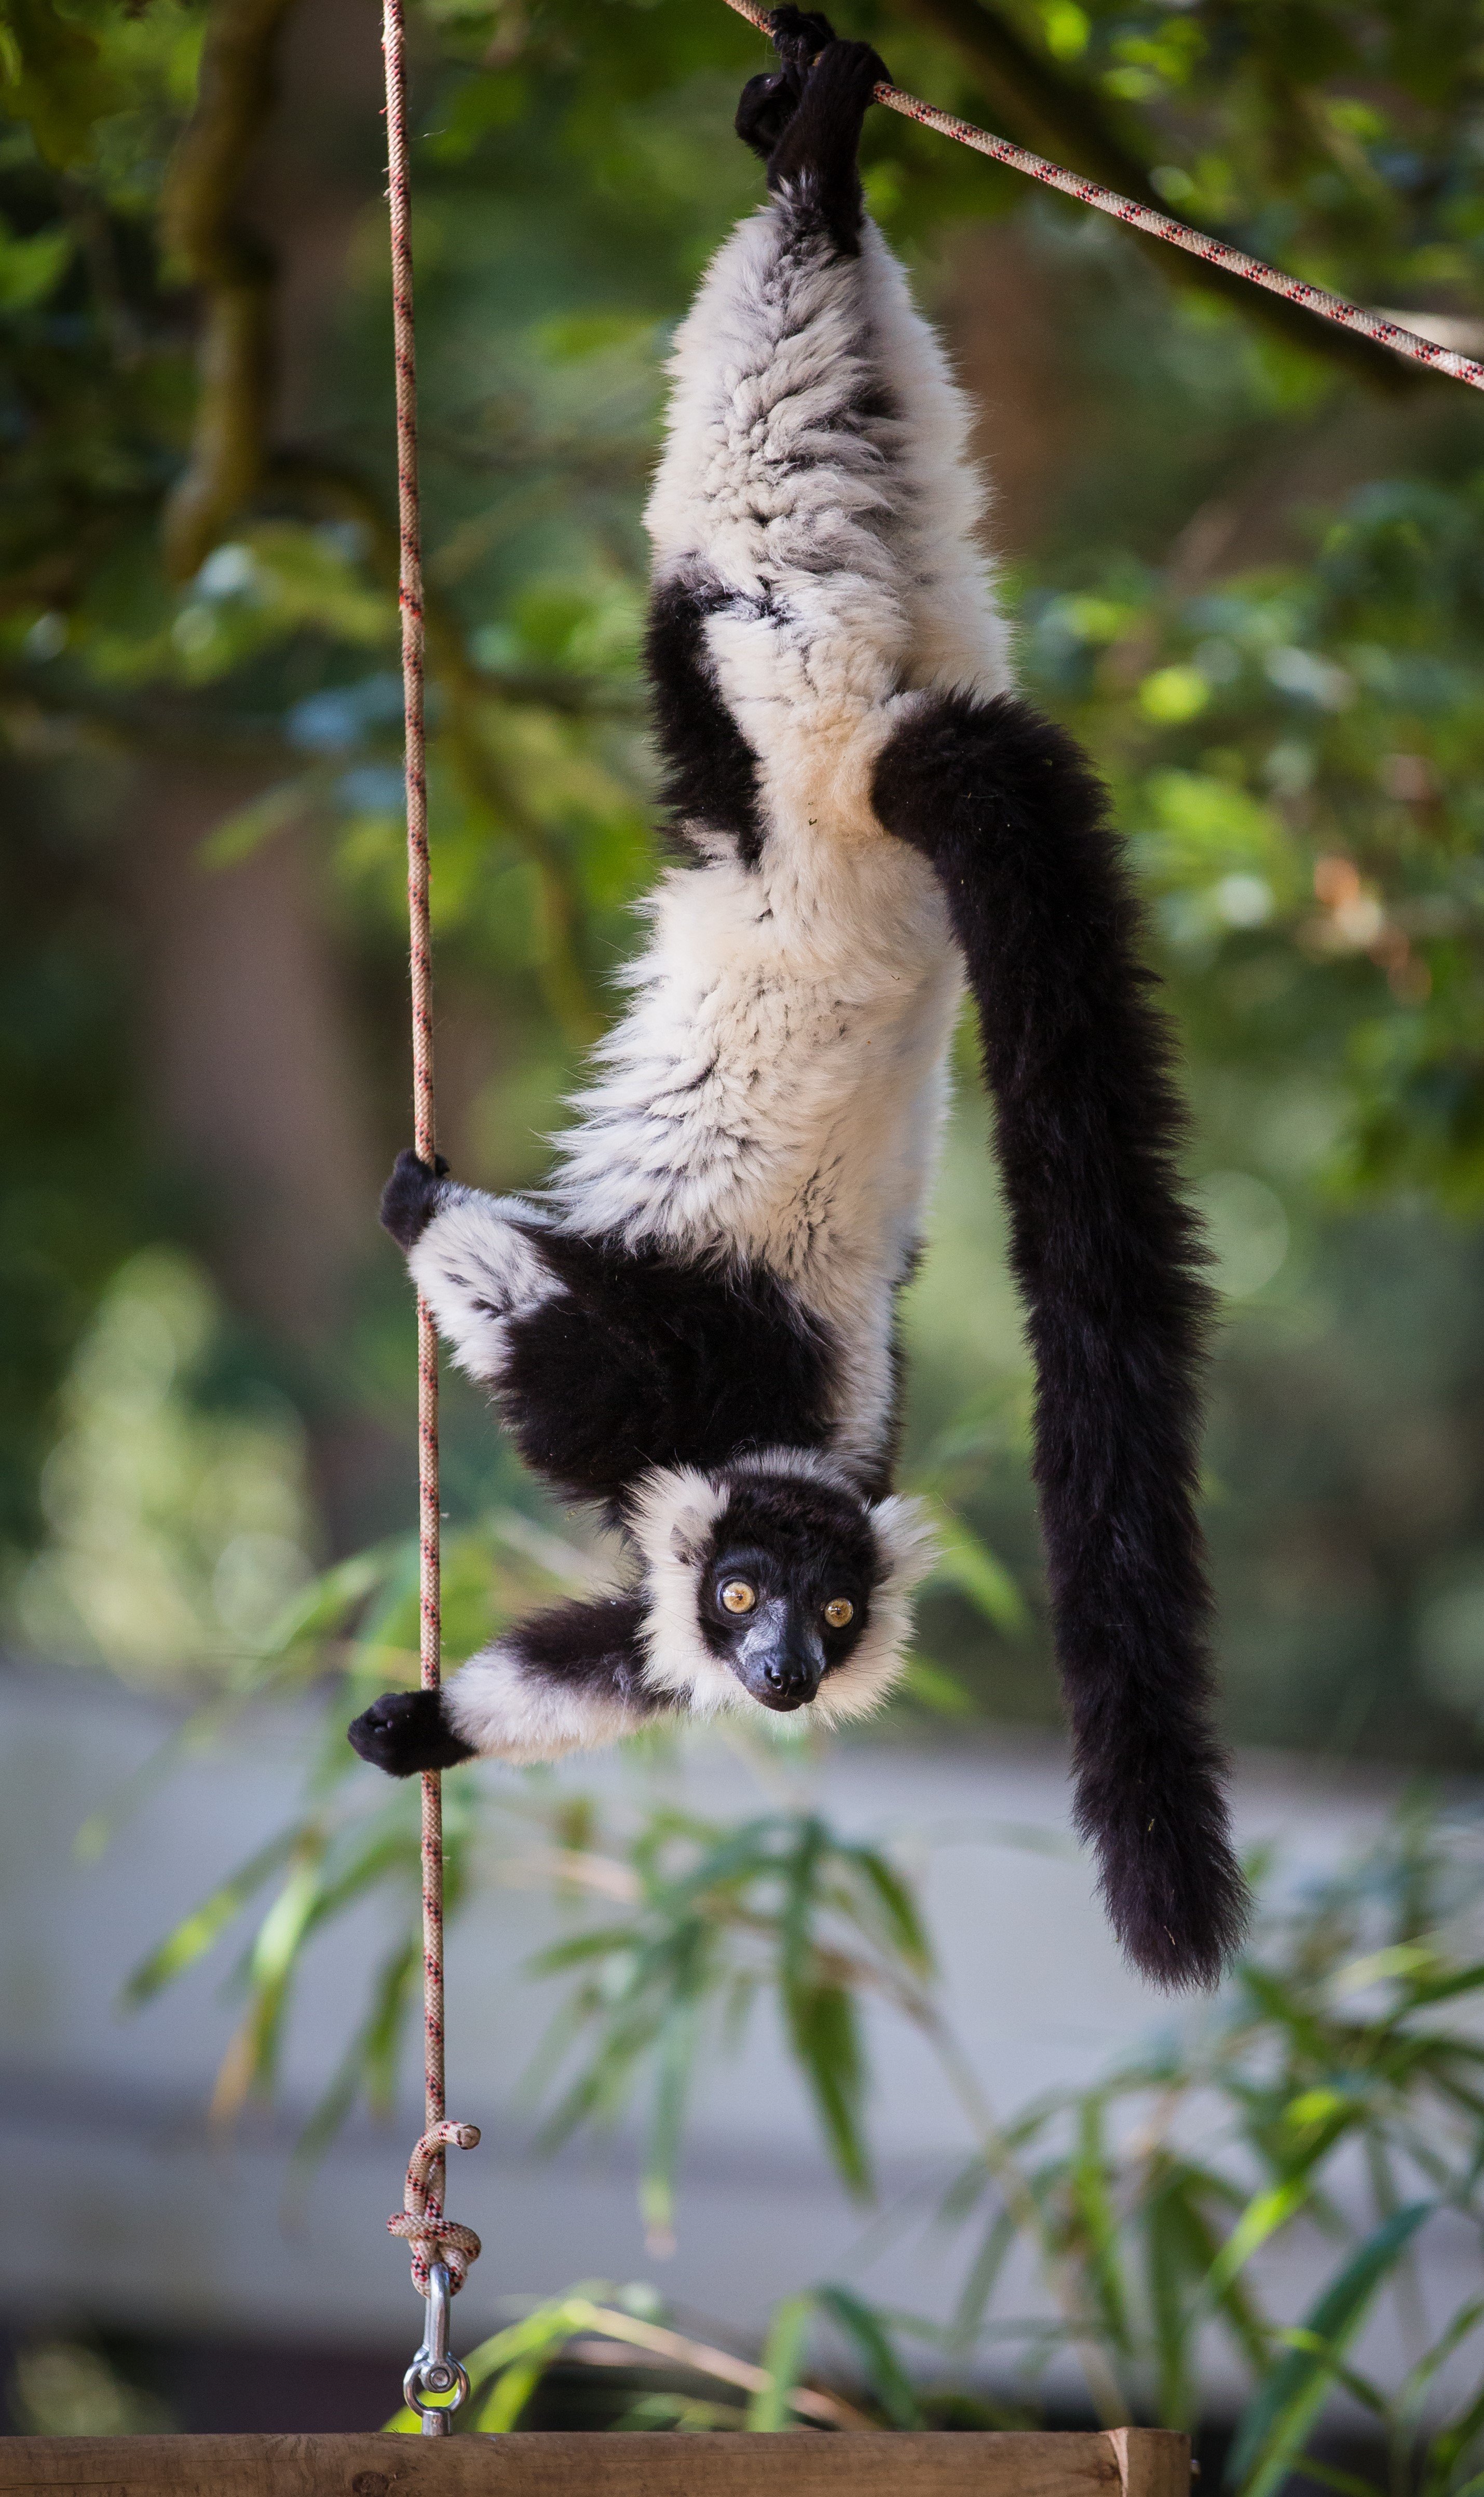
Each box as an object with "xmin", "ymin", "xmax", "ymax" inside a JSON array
[
  {"xmin": 734, "ymin": 8, "xmax": 837, "ymax": 160},
  {"xmin": 380, "ymin": 1147, "xmax": 450, "ymax": 1249},
  {"xmin": 736, "ymin": 14, "xmax": 890, "ymax": 254},
  {"xmin": 348, "ymin": 1687, "xmax": 475, "ymax": 1776}
]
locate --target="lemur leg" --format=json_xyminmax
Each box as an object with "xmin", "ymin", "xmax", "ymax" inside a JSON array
[
  {"xmin": 382, "ymin": 1152, "xmax": 839, "ymax": 1509},
  {"xmin": 642, "ymin": 19, "xmax": 911, "ymax": 833},
  {"xmin": 380, "ymin": 1147, "xmax": 559, "ymax": 1387},
  {"xmin": 349, "ymin": 1593, "xmax": 668, "ymax": 1775},
  {"xmin": 872, "ymin": 700, "xmax": 1248, "ymax": 1989}
]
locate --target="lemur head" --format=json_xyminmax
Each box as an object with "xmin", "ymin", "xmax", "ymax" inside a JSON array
[
  {"xmin": 697, "ymin": 1468, "xmax": 877, "ymax": 1711},
  {"xmin": 629, "ymin": 1451, "xmax": 935, "ymax": 1727}
]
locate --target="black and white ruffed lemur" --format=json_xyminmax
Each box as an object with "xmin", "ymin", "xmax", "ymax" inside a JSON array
[{"xmin": 349, "ymin": 9, "xmax": 1249, "ymax": 1989}]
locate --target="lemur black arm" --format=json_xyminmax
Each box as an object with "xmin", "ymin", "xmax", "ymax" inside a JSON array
[{"xmin": 874, "ymin": 689, "xmax": 1248, "ymax": 1987}]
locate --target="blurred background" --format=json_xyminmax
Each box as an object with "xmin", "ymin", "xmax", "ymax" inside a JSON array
[{"xmin": 5, "ymin": 0, "xmax": 1484, "ymax": 2466}]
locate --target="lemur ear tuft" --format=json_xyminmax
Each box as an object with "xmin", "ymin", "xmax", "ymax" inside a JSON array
[
  {"xmin": 669, "ymin": 1508, "xmax": 713, "ymax": 1568},
  {"xmin": 869, "ymin": 1494, "xmax": 939, "ymax": 1594}
]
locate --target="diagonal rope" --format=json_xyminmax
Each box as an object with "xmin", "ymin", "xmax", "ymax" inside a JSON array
[
  {"xmin": 380, "ymin": 0, "xmax": 480, "ymax": 2434},
  {"xmin": 720, "ymin": 0, "xmax": 1484, "ymax": 396}
]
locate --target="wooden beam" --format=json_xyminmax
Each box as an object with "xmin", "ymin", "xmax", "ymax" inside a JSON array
[{"xmin": 0, "ymin": 2428, "xmax": 1190, "ymax": 2497}]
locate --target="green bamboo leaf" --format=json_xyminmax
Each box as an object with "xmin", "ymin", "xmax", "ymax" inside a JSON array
[
  {"xmin": 922, "ymin": 1503, "xmax": 1028, "ymax": 1634},
  {"xmin": 641, "ymin": 1963, "xmax": 708, "ymax": 2247},
  {"xmin": 1145, "ymin": 2174, "xmax": 1196, "ymax": 2427},
  {"xmin": 1275, "ymin": 2330, "xmax": 1387, "ymax": 2418},
  {"xmin": 1444, "ymin": 2465, "xmax": 1484, "ymax": 2497},
  {"xmin": 1407, "ymin": 1961, "xmax": 1484, "ymax": 2009},
  {"xmin": 847, "ymin": 1846, "xmax": 934, "ymax": 1976},
  {"xmin": 119, "ymin": 1824, "xmax": 304, "ymax": 2006},
  {"xmin": 248, "ymin": 1845, "xmax": 327, "ymax": 1990},
  {"xmin": 949, "ymin": 2209, "xmax": 1018, "ymax": 2348},
  {"xmin": 252, "ymin": 1542, "xmax": 401, "ymax": 1662},
  {"xmin": 1163, "ymin": 2172, "xmax": 1273, "ymax": 2378},
  {"xmin": 1226, "ymin": 2202, "xmax": 1434, "ymax": 2497},
  {"xmin": 747, "ymin": 2295, "xmax": 814, "ymax": 2432},
  {"xmin": 460, "ymin": 2298, "xmax": 601, "ymax": 2393},
  {"xmin": 783, "ymin": 1977, "xmax": 872, "ymax": 2198},
  {"xmin": 474, "ymin": 2355, "xmax": 549, "ymax": 2432},
  {"xmin": 526, "ymin": 1924, "xmax": 648, "ymax": 1974},
  {"xmin": 1292, "ymin": 2462, "xmax": 1385, "ymax": 2497},
  {"xmin": 899, "ymin": 1657, "xmax": 977, "ymax": 1717},
  {"xmin": 1071, "ymin": 2099, "xmax": 1131, "ymax": 2351},
  {"xmin": 1420, "ymin": 2368, "xmax": 1484, "ymax": 2495},
  {"xmin": 1203, "ymin": 2175, "xmax": 1312, "ymax": 2308},
  {"xmin": 1237, "ymin": 1965, "xmax": 1332, "ymax": 2060},
  {"xmin": 814, "ymin": 2284, "xmax": 921, "ymax": 2427},
  {"xmin": 1399, "ymin": 2298, "xmax": 1484, "ymax": 2421},
  {"xmin": 383, "ymin": 2297, "xmax": 594, "ymax": 2433},
  {"xmin": 617, "ymin": 2392, "xmax": 744, "ymax": 2432}
]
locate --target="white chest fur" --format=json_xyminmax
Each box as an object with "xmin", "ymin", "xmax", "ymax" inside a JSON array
[{"xmin": 551, "ymin": 811, "xmax": 961, "ymax": 1467}]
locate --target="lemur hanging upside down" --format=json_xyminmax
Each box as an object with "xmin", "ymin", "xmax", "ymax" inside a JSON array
[{"xmin": 350, "ymin": 10, "xmax": 1248, "ymax": 1988}]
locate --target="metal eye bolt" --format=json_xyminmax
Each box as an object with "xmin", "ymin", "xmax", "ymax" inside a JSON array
[{"xmin": 403, "ymin": 2263, "xmax": 471, "ymax": 2429}]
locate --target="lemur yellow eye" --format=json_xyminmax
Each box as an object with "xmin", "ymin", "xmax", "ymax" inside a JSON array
[
  {"xmin": 720, "ymin": 1580, "xmax": 757, "ymax": 1614},
  {"xmin": 823, "ymin": 1598, "xmax": 855, "ymax": 1629}
]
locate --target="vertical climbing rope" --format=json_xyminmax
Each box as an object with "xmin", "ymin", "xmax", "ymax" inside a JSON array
[{"xmin": 380, "ymin": 0, "xmax": 480, "ymax": 2435}]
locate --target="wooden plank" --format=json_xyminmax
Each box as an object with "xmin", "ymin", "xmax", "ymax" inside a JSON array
[{"xmin": 0, "ymin": 2429, "xmax": 1189, "ymax": 2497}]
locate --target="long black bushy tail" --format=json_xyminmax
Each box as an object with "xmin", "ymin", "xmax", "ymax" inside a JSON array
[{"xmin": 874, "ymin": 691, "xmax": 1249, "ymax": 1987}]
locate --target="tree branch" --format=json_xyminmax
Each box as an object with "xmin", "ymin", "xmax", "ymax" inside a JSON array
[
  {"xmin": 890, "ymin": 0, "xmax": 1420, "ymax": 394},
  {"xmin": 159, "ymin": 0, "xmax": 297, "ymax": 581}
]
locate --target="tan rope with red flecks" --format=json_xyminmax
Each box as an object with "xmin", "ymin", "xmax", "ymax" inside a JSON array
[
  {"xmin": 389, "ymin": 2120, "xmax": 483, "ymax": 2294},
  {"xmin": 380, "ymin": 0, "xmax": 480, "ymax": 2400},
  {"xmin": 721, "ymin": 0, "xmax": 1484, "ymax": 395}
]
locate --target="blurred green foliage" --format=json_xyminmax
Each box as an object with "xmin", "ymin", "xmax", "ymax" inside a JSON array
[
  {"xmin": 15, "ymin": 0, "xmax": 1484, "ymax": 2453},
  {"xmin": 365, "ymin": 1798, "xmax": 1484, "ymax": 2475},
  {"xmin": 4, "ymin": 0, "xmax": 1484, "ymax": 1757},
  {"xmin": 139, "ymin": 1632, "xmax": 1484, "ymax": 2468}
]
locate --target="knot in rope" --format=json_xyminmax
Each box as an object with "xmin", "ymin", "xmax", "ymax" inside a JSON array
[{"xmin": 389, "ymin": 2119, "xmax": 483, "ymax": 2296}]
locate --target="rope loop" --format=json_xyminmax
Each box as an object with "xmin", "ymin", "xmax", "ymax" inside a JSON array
[{"xmin": 389, "ymin": 2120, "xmax": 483, "ymax": 2297}]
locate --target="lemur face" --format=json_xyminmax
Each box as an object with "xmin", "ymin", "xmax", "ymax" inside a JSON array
[{"xmin": 695, "ymin": 1473, "xmax": 877, "ymax": 1712}]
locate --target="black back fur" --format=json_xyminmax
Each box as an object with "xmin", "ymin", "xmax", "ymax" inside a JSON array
[
  {"xmin": 497, "ymin": 1230, "xmax": 839, "ymax": 1515},
  {"xmin": 645, "ymin": 574, "xmax": 767, "ymax": 866}
]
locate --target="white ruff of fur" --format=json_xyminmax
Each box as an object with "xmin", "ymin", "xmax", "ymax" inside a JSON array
[
  {"xmin": 442, "ymin": 1644, "xmax": 643, "ymax": 1765},
  {"xmin": 408, "ymin": 1187, "xmax": 556, "ymax": 1387},
  {"xmin": 628, "ymin": 1449, "xmax": 938, "ymax": 1730},
  {"xmin": 548, "ymin": 208, "xmax": 1013, "ymax": 1473}
]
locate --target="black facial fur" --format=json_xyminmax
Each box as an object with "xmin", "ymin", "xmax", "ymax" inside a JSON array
[
  {"xmin": 696, "ymin": 1472, "xmax": 877, "ymax": 1710},
  {"xmin": 872, "ymin": 690, "xmax": 1248, "ymax": 1988},
  {"xmin": 380, "ymin": 1148, "xmax": 451, "ymax": 1249},
  {"xmin": 645, "ymin": 573, "xmax": 767, "ymax": 866},
  {"xmin": 497, "ymin": 1231, "xmax": 838, "ymax": 1515},
  {"xmin": 348, "ymin": 1687, "xmax": 475, "ymax": 1776}
]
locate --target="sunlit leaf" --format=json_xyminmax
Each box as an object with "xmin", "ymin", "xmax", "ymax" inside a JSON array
[{"xmin": 1226, "ymin": 2203, "xmax": 1434, "ymax": 2497}]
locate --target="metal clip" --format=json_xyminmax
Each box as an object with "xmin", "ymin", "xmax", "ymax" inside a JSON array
[{"xmin": 403, "ymin": 2261, "xmax": 471, "ymax": 2436}]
